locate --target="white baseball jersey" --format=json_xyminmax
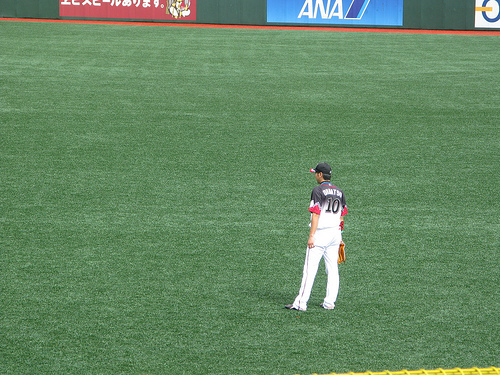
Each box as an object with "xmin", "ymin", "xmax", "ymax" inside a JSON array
[{"xmin": 309, "ymin": 181, "xmax": 347, "ymax": 230}]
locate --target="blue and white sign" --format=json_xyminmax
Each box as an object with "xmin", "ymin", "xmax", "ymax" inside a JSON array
[
  {"xmin": 475, "ymin": 0, "xmax": 500, "ymax": 28},
  {"xmin": 267, "ymin": 0, "xmax": 404, "ymax": 26}
]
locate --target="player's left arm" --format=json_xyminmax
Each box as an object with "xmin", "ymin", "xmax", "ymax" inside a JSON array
[{"xmin": 340, "ymin": 204, "xmax": 347, "ymax": 231}]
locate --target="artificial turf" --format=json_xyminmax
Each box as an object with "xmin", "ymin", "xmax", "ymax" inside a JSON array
[{"xmin": 1, "ymin": 20, "xmax": 499, "ymax": 375}]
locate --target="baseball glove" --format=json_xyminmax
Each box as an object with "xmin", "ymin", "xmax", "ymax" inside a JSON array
[{"xmin": 338, "ymin": 241, "xmax": 345, "ymax": 264}]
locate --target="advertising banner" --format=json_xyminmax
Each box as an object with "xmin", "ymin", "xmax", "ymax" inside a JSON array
[
  {"xmin": 267, "ymin": 0, "xmax": 403, "ymax": 26},
  {"xmin": 475, "ymin": 0, "xmax": 500, "ymax": 28},
  {"xmin": 60, "ymin": 0, "xmax": 196, "ymax": 21}
]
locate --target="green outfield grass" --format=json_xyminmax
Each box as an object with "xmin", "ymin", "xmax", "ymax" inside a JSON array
[{"xmin": 1, "ymin": 21, "xmax": 499, "ymax": 375}]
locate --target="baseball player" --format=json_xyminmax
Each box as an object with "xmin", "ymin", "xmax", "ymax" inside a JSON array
[{"xmin": 285, "ymin": 163, "xmax": 347, "ymax": 311}]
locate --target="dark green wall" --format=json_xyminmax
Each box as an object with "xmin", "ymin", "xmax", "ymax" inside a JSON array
[
  {"xmin": 403, "ymin": 0, "xmax": 475, "ymax": 30},
  {"xmin": 1, "ymin": 0, "xmax": 58, "ymax": 18},
  {"xmin": 197, "ymin": 0, "xmax": 267, "ymax": 25},
  {"xmin": 0, "ymin": 0, "xmax": 496, "ymax": 30}
]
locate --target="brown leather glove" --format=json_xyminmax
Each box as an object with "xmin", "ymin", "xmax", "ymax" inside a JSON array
[{"xmin": 338, "ymin": 241, "xmax": 346, "ymax": 264}]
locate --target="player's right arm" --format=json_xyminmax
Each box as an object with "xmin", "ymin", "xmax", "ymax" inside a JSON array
[{"xmin": 308, "ymin": 213, "xmax": 319, "ymax": 248}]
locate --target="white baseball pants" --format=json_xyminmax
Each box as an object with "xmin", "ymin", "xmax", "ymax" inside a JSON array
[{"xmin": 292, "ymin": 228, "xmax": 341, "ymax": 311}]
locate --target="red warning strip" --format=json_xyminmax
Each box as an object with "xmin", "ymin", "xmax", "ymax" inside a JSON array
[{"xmin": 1, "ymin": 17, "xmax": 500, "ymax": 35}]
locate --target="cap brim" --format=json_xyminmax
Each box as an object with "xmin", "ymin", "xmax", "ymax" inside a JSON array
[{"xmin": 310, "ymin": 169, "xmax": 316, "ymax": 173}]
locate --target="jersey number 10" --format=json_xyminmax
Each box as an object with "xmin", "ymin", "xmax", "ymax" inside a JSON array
[{"xmin": 326, "ymin": 198, "xmax": 341, "ymax": 213}]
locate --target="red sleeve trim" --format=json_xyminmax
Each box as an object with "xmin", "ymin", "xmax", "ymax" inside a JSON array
[
  {"xmin": 341, "ymin": 207, "xmax": 348, "ymax": 216},
  {"xmin": 309, "ymin": 205, "xmax": 321, "ymax": 215}
]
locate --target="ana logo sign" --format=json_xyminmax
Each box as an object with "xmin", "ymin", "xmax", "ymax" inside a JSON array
[
  {"xmin": 475, "ymin": 0, "xmax": 500, "ymax": 28},
  {"xmin": 267, "ymin": 0, "xmax": 403, "ymax": 26},
  {"xmin": 298, "ymin": 0, "xmax": 371, "ymax": 20}
]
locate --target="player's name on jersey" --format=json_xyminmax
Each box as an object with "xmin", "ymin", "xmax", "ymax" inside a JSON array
[{"xmin": 323, "ymin": 188, "xmax": 343, "ymax": 198}]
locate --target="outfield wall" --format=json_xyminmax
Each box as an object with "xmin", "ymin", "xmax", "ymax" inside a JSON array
[{"xmin": 1, "ymin": 0, "xmax": 499, "ymax": 30}]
